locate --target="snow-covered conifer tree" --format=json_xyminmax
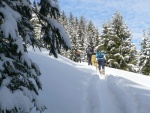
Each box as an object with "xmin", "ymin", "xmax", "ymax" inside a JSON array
[
  {"xmin": 0, "ymin": 0, "xmax": 71, "ymax": 112},
  {"xmin": 78, "ymin": 16, "xmax": 87, "ymax": 61},
  {"xmin": 0, "ymin": 0, "xmax": 46, "ymax": 112},
  {"xmin": 59, "ymin": 11, "xmax": 80, "ymax": 61},
  {"xmin": 86, "ymin": 20, "xmax": 100, "ymax": 50},
  {"xmin": 37, "ymin": 0, "xmax": 71, "ymax": 57},
  {"xmin": 100, "ymin": 12, "xmax": 137, "ymax": 71},
  {"xmin": 93, "ymin": 28, "xmax": 100, "ymax": 49},
  {"xmin": 58, "ymin": 11, "xmax": 70, "ymax": 57},
  {"xmin": 59, "ymin": 10, "xmax": 68, "ymax": 31},
  {"xmin": 99, "ymin": 22, "xmax": 113, "ymax": 57},
  {"xmin": 30, "ymin": 1, "xmax": 41, "ymax": 40},
  {"xmin": 99, "ymin": 21, "xmax": 119, "ymax": 63},
  {"xmin": 139, "ymin": 30, "xmax": 150, "ymax": 75},
  {"xmin": 67, "ymin": 12, "xmax": 76, "ymax": 60},
  {"xmin": 87, "ymin": 21, "xmax": 95, "ymax": 46}
]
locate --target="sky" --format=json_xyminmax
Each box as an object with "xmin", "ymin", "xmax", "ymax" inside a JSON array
[
  {"xmin": 26, "ymin": 47, "xmax": 150, "ymax": 113},
  {"xmin": 58, "ymin": 0, "xmax": 150, "ymax": 50}
]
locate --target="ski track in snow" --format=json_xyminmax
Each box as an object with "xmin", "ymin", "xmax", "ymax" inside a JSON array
[
  {"xmin": 85, "ymin": 71, "xmax": 140, "ymax": 113},
  {"xmin": 97, "ymin": 76, "xmax": 124, "ymax": 113},
  {"xmin": 85, "ymin": 74, "xmax": 124, "ymax": 113},
  {"xmin": 85, "ymin": 70, "xmax": 150, "ymax": 113}
]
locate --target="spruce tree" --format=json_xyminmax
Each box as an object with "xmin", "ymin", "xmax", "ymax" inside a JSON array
[
  {"xmin": 100, "ymin": 12, "xmax": 137, "ymax": 71},
  {"xmin": 59, "ymin": 11, "xmax": 79, "ymax": 61},
  {"xmin": 0, "ymin": 0, "xmax": 70, "ymax": 112},
  {"xmin": 99, "ymin": 22, "xmax": 113, "ymax": 58},
  {"xmin": 68, "ymin": 12, "xmax": 76, "ymax": 60},
  {"xmin": 58, "ymin": 11, "xmax": 70, "ymax": 58},
  {"xmin": 139, "ymin": 30, "xmax": 150, "ymax": 75},
  {"xmin": 59, "ymin": 11, "xmax": 68, "ymax": 31},
  {"xmin": 0, "ymin": 0, "xmax": 45, "ymax": 112},
  {"xmin": 86, "ymin": 21, "xmax": 92, "ymax": 46},
  {"xmin": 78, "ymin": 16, "xmax": 87, "ymax": 61},
  {"xmin": 93, "ymin": 28, "xmax": 100, "ymax": 49},
  {"xmin": 37, "ymin": 0, "xmax": 71, "ymax": 57},
  {"xmin": 87, "ymin": 20, "xmax": 100, "ymax": 50},
  {"xmin": 99, "ymin": 21, "xmax": 120, "ymax": 63},
  {"xmin": 30, "ymin": 1, "xmax": 41, "ymax": 40}
]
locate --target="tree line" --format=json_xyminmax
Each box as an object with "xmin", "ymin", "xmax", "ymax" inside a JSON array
[{"xmin": 58, "ymin": 11, "xmax": 150, "ymax": 75}]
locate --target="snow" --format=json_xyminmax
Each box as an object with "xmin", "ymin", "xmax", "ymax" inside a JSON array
[
  {"xmin": 108, "ymin": 40, "xmax": 115, "ymax": 46},
  {"xmin": 49, "ymin": 18, "xmax": 71, "ymax": 48},
  {"xmin": 0, "ymin": 1, "xmax": 21, "ymax": 40},
  {"xmin": 26, "ymin": 47, "xmax": 150, "ymax": 113},
  {"xmin": 22, "ymin": 0, "xmax": 32, "ymax": 9},
  {"xmin": 47, "ymin": 0, "xmax": 59, "ymax": 9},
  {"xmin": 0, "ymin": 53, "xmax": 15, "ymax": 71},
  {"xmin": 0, "ymin": 86, "xmax": 33, "ymax": 113}
]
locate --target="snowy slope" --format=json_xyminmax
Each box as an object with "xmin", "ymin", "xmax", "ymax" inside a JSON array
[{"xmin": 28, "ymin": 48, "xmax": 150, "ymax": 113}]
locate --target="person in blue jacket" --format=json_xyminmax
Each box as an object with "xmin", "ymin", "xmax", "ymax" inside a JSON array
[{"xmin": 95, "ymin": 50, "xmax": 106, "ymax": 75}]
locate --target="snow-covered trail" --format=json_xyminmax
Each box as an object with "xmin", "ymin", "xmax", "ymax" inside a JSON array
[
  {"xmin": 97, "ymin": 76, "xmax": 123, "ymax": 113},
  {"xmin": 85, "ymin": 69, "xmax": 150, "ymax": 113},
  {"xmin": 85, "ymin": 73, "xmax": 124, "ymax": 113},
  {"xmin": 82, "ymin": 65, "xmax": 138, "ymax": 113},
  {"xmin": 28, "ymin": 48, "xmax": 150, "ymax": 113}
]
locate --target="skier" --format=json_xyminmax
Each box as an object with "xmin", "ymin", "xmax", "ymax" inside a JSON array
[
  {"xmin": 75, "ymin": 50, "xmax": 81, "ymax": 63},
  {"xmin": 91, "ymin": 50, "xmax": 98, "ymax": 68},
  {"xmin": 86, "ymin": 45, "xmax": 92, "ymax": 65},
  {"xmin": 95, "ymin": 50, "xmax": 106, "ymax": 75}
]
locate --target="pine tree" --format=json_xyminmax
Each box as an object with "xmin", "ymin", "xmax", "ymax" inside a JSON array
[
  {"xmin": 59, "ymin": 11, "xmax": 68, "ymax": 31},
  {"xmin": 99, "ymin": 22, "xmax": 113, "ymax": 57},
  {"xmin": 0, "ymin": 0, "xmax": 70, "ymax": 112},
  {"xmin": 59, "ymin": 11, "xmax": 70, "ymax": 58},
  {"xmin": 139, "ymin": 30, "xmax": 150, "ymax": 75},
  {"xmin": 93, "ymin": 28, "xmax": 100, "ymax": 49},
  {"xmin": 100, "ymin": 12, "xmax": 137, "ymax": 71},
  {"xmin": 67, "ymin": 12, "xmax": 76, "ymax": 60},
  {"xmin": 30, "ymin": 1, "xmax": 41, "ymax": 40},
  {"xmin": 78, "ymin": 16, "xmax": 87, "ymax": 61},
  {"xmin": 87, "ymin": 21, "xmax": 94, "ymax": 46},
  {"xmin": 0, "ymin": 0, "xmax": 45, "ymax": 112},
  {"xmin": 87, "ymin": 20, "xmax": 100, "ymax": 51},
  {"xmin": 37, "ymin": 0, "xmax": 71, "ymax": 57}
]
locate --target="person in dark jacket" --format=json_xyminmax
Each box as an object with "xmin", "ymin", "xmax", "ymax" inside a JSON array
[{"xmin": 86, "ymin": 45, "xmax": 92, "ymax": 65}]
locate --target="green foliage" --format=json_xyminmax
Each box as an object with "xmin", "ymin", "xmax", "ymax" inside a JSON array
[
  {"xmin": 34, "ymin": 0, "xmax": 70, "ymax": 58},
  {"xmin": 139, "ymin": 30, "xmax": 150, "ymax": 75},
  {"xmin": 141, "ymin": 62, "xmax": 150, "ymax": 75},
  {"xmin": 59, "ymin": 13, "xmax": 100, "ymax": 62},
  {"xmin": 100, "ymin": 12, "xmax": 137, "ymax": 71},
  {"xmin": 0, "ymin": 0, "xmax": 70, "ymax": 112},
  {"xmin": 0, "ymin": 0, "xmax": 44, "ymax": 112}
]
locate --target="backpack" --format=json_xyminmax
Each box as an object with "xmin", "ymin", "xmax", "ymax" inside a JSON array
[
  {"xmin": 97, "ymin": 51, "xmax": 104, "ymax": 58},
  {"xmin": 75, "ymin": 51, "xmax": 80, "ymax": 55},
  {"xmin": 86, "ymin": 47, "xmax": 92, "ymax": 54}
]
